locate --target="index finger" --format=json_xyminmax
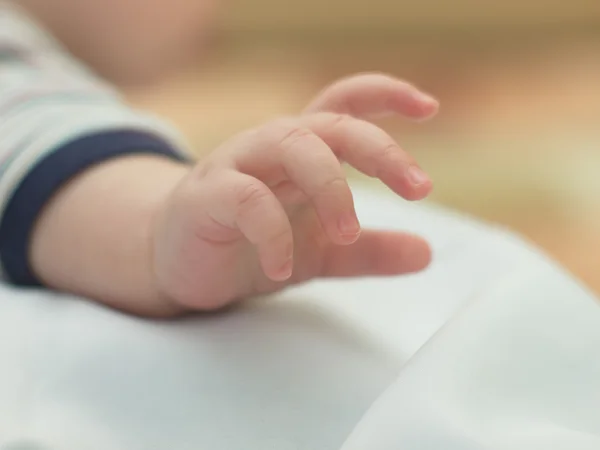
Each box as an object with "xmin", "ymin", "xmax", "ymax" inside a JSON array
[{"xmin": 304, "ymin": 73, "xmax": 439, "ymax": 121}]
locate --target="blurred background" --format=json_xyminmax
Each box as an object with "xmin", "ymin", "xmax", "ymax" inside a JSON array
[{"xmin": 125, "ymin": 0, "xmax": 600, "ymax": 292}]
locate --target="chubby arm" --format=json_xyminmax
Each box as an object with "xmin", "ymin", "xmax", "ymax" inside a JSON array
[
  {"xmin": 0, "ymin": 3, "xmax": 192, "ymax": 316},
  {"xmin": 29, "ymin": 155, "xmax": 191, "ymax": 317}
]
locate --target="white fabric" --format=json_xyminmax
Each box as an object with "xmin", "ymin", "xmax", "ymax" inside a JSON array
[{"xmin": 0, "ymin": 186, "xmax": 599, "ymax": 449}]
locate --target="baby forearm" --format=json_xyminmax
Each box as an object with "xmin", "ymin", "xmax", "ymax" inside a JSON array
[{"xmin": 29, "ymin": 155, "xmax": 191, "ymax": 317}]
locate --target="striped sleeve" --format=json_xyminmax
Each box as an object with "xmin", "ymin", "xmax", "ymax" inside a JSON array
[{"xmin": 0, "ymin": 3, "xmax": 192, "ymax": 285}]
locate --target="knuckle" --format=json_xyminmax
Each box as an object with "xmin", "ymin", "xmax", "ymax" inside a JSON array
[
  {"xmin": 370, "ymin": 143, "xmax": 400, "ymax": 177},
  {"xmin": 257, "ymin": 119, "xmax": 317, "ymax": 152},
  {"xmin": 317, "ymin": 175, "xmax": 348, "ymax": 195},
  {"xmin": 277, "ymin": 125, "xmax": 315, "ymax": 149},
  {"xmin": 267, "ymin": 225, "xmax": 292, "ymax": 246},
  {"xmin": 380, "ymin": 142, "xmax": 399, "ymax": 161},
  {"xmin": 326, "ymin": 112, "xmax": 353, "ymax": 130},
  {"xmin": 236, "ymin": 181, "xmax": 269, "ymax": 210}
]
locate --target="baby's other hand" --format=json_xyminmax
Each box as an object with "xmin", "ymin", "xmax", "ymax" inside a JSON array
[{"xmin": 152, "ymin": 74, "xmax": 439, "ymax": 310}]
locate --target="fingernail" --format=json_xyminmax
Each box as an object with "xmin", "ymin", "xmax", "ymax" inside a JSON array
[
  {"xmin": 408, "ymin": 166, "xmax": 430, "ymax": 186},
  {"xmin": 276, "ymin": 258, "xmax": 293, "ymax": 280},
  {"xmin": 338, "ymin": 214, "xmax": 361, "ymax": 237}
]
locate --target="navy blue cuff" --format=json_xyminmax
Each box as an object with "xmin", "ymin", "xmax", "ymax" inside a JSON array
[{"xmin": 0, "ymin": 130, "xmax": 189, "ymax": 286}]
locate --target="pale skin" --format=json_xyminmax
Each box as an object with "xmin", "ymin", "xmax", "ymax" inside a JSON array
[
  {"xmin": 30, "ymin": 74, "xmax": 439, "ymax": 317},
  {"xmin": 19, "ymin": 0, "xmax": 439, "ymax": 316}
]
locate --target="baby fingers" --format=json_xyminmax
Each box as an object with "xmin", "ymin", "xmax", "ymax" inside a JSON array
[
  {"xmin": 200, "ymin": 171, "xmax": 295, "ymax": 281},
  {"xmin": 234, "ymin": 113, "xmax": 432, "ymax": 204},
  {"xmin": 230, "ymin": 121, "xmax": 361, "ymax": 246}
]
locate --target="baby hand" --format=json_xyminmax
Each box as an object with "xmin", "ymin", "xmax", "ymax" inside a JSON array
[{"xmin": 152, "ymin": 74, "xmax": 439, "ymax": 310}]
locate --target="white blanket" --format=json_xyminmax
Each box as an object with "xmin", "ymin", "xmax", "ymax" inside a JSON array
[{"xmin": 1, "ymin": 186, "xmax": 599, "ymax": 449}]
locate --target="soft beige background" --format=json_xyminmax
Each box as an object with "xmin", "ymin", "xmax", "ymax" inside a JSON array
[
  {"xmin": 126, "ymin": 1, "xmax": 600, "ymax": 293},
  {"xmin": 222, "ymin": 0, "xmax": 600, "ymax": 31}
]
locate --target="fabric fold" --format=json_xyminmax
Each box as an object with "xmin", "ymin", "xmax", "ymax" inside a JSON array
[{"xmin": 340, "ymin": 257, "xmax": 600, "ymax": 450}]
